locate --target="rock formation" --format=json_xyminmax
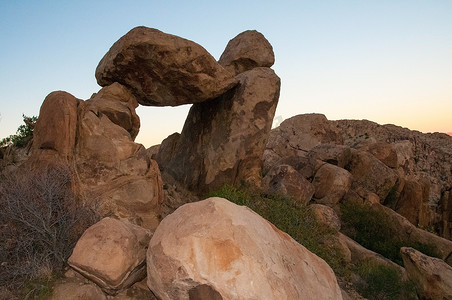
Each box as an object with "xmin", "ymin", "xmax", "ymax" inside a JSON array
[
  {"xmin": 147, "ymin": 197, "xmax": 343, "ymax": 300},
  {"xmin": 96, "ymin": 27, "xmax": 238, "ymax": 106},
  {"xmin": 401, "ymin": 247, "xmax": 452, "ymax": 300},
  {"xmin": 68, "ymin": 217, "xmax": 151, "ymax": 295}
]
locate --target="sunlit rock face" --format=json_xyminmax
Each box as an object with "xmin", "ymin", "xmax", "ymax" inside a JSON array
[
  {"xmin": 147, "ymin": 197, "xmax": 343, "ymax": 300},
  {"xmin": 95, "ymin": 26, "xmax": 238, "ymax": 106}
]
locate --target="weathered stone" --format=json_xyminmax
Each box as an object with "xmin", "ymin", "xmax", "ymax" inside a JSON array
[
  {"xmin": 312, "ymin": 163, "xmax": 352, "ymax": 205},
  {"xmin": 76, "ymin": 89, "xmax": 163, "ymax": 229},
  {"xmin": 401, "ymin": 247, "xmax": 452, "ymax": 300},
  {"xmin": 308, "ymin": 144, "xmax": 352, "ymax": 169},
  {"xmin": 367, "ymin": 142, "xmax": 398, "ymax": 168},
  {"xmin": 308, "ymin": 204, "xmax": 341, "ymax": 231},
  {"xmin": 86, "ymin": 82, "xmax": 140, "ymax": 139},
  {"xmin": 163, "ymin": 67, "xmax": 280, "ymax": 192},
  {"xmin": 51, "ymin": 277, "xmax": 107, "ymax": 300},
  {"xmin": 266, "ymin": 113, "xmax": 343, "ymax": 160},
  {"xmin": 32, "ymin": 91, "xmax": 78, "ymax": 158},
  {"xmin": 345, "ymin": 150, "xmax": 399, "ymax": 201},
  {"xmin": 262, "ymin": 164, "xmax": 314, "ymax": 206},
  {"xmin": 147, "ymin": 197, "xmax": 343, "ymax": 300},
  {"xmin": 219, "ymin": 30, "xmax": 274, "ymax": 75},
  {"xmin": 68, "ymin": 217, "xmax": 151, "ymax": 295},
  {"xmin": 154, "ymin": 132, "xmax": 180, "ymax": 171},
  {"xmin": 395, "ymin": 179, "xmax": 430, "ymax": 226},
  {"xmin": 96, "ymin": 26, "xmax": 238, "ymax": 106}
]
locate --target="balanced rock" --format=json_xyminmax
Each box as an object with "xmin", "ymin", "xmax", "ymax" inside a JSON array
[
  {"xmin": 161, "ymin": 67, "xmax": 280, "ymax": 192},
  {"xmin": 96, "ymin": 26, "xmax": 238, "ymax": 106},
  {"xmin": 147, "ymin": 197, "xmax": 343, "ymax": 300},
  {"xmin": 68, "ymin": 217, "xmax": 151, "ymax": 295},
  {"xmin": 401, "ymin": 247, "xmax": 452, "ymax": 300},
  {"xmin": 219, "ymin": 30, "xmax": 275, "ymax": 75},
  {"xmin": 262, "ymin": 164, "xmax": 314, "ymax": 206}
]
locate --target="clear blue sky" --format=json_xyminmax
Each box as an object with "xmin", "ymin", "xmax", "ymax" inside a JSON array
[{"xmin": 1, "ymin": 1, "xmax": 451, "ymax": 147}]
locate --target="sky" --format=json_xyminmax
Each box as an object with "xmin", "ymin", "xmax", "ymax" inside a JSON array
[{"xmin": 0, "ymin": 1, "xmax": 451, "ymax": 147}]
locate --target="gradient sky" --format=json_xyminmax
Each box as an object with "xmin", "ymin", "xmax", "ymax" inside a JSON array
[{"xmin": 0, "ymin": 1, "xmax": 451, "ymax": 147}]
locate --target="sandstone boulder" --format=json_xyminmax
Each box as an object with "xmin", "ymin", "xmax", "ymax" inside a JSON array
[
  {"xmin": 366, "ymin": 142, "xmax": 398, "ymax": 168},
  {"xmin": 345, "ymin": 150, "xmax": 399, "ymax": 201},
  {"xmin": 401, "ymin": 247, "xmax": 452, "ymax": 300},
  {"xmin": 51, "ymin": 277, "xmax": 107, "ymax": 300},
  {"xmin": 308, "ymin": 204, "xmax": 341, "ymax": 231},
  {"xmin": 395, "ymin": 179, "xmax": 430, "ymax": 226},
  {"xmin": 262, "ymin": 164, "xmax": 314, "ymax": 206},
  {"xmin": 219, "ymin": 30, "xmax": 274, "ymax": 75},
  {"xmin": 32, "ymin": 91, "xmax": 78, "ymax": 158},
  {"xmin": 96, "ymin": 26, "xmax": 238, "ymax": 106},
  {"xmin": 162, "ymin": 67, "xmax": 280, "ymax": 192},
  {"xmin": 266, "ymin": 113, "xmax": 343, "ymax": 159},
  {"xmin": 68, "ymin": 217, "xmax": 151, "ymax": 295},
  {"xmin": 308, "ymin": 144, "xmax": 352, "ymax": 168},
  {"xmin": 312, "ymin": 163, "xmax": 352, "ymax": 205},
  {"xmin": 147, "ymin": 197, "xmax": 343, "ymax": 300}
]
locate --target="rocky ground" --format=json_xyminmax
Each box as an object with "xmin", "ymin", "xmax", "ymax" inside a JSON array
[{"xmin": 1, "ymin": 26, "xmax": 452, "ymax": 299}]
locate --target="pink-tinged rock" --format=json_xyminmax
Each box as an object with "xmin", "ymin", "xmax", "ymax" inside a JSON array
[
  {"xmin": 401, "ymin": 247, "xmax": 452, "ymax": 300},
  {"xmin": 313, "ymin": 163, "xmax": 352, "ymax": 205},
  {"xmin": 50, "ymin": 277, "xmax": 107, "ymax": 300},
  {"xmin": 162, "ymin": 67, "xmax": 280, "ymax": 192},
  {"xmin": 262, "ymin": 164, "xmax": 314, "ymax": 206},
  {"xmin": 147, "ymin": 197, "xmax": 343, "ymax": 300},
  {"xmin": 68, "ymin": 217, "xmax": 151, "ymax": 295},
  {"xmin": 32, "ymin": 91, "xmax": 78, "ymax": 158},
  {"xmin": 219, "ymin": 30, "xmax": 275, "ymax": 75},
  {"xmin": 96, "ymin": 26, "xmax": 238, "ymax": 106}
]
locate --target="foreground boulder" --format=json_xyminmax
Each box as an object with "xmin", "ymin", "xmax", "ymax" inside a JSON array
[
  {"xmin": 401, "ymin": 247, "xmax": 452, "ymax": 300},
  {"xmin": 160, "ymin": 67, "xmax": 280, "ymax": 192},
  {"xmin": 68, "ymin": 217, "xmax": 151, "ymax": 295},
  {"xmin": 219, "ymin": 30, "xmax": 275, "ymax": 75},
  {"xmin": 147, "ymin": 197, "xmax": 342, "ymax": 300},
  {"xmin": 96, "ymin": 26, "xmax": 238, "ymax": 106}
]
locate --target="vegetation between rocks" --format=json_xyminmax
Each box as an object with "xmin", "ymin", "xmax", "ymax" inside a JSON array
[
  {"xmin": 0, "ymin": 165, "xmax": 100, "ymax": 297},
  {"xmin": 0, "ymin": 114, "xmax": 37, "ymax": 148},
  {"xmin": 340, "ymin": 201, "xmax": 440, "ymax": 266}
]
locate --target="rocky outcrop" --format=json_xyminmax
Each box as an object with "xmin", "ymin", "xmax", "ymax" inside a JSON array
[
  {"xmin": 262, "ymin": 164, "xmax": 314, "ymax": 205},
  {"xmin": 160, "ymin": 67, "xmax": 280, "ymax": 192},
  {"xmin": 219, "ymin": 30, "xmax": 274, "ymax": 75},
  {"xmin": 401, "ymin": 247, "xmax": 452, "ymax": 300},
  {"xmin": 68, "ymin": 217, "xmax": 151, "ymax": 295},
  {"xmin": 51, "ymin": 276, "xmax": 107, "ymax": 300},
  {"xmin": 96, "ymin": 26, "xmax": 238, "ymax": 106},
  {"xmin": 147, "ymin": 197, "xmax": 343, "ymax": 300}
]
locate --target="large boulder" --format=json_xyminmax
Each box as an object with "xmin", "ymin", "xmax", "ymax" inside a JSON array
[
  {"xmin": 395, "ymin": 179, "xmax": 430, "ymax": 226},
  {"xmin": 147, "ymin": 197, "xmax": 343, "ymax": 300},
  {"xmin": 401, "ymin": 247, "xmax": 452, "ymax": 300},
  {"xmin": 219, "ymin": 30, "xmax": 274, "ymax": 75},
  {"xmin": 312, "ymin": 163, "xmax": 353, "ymax": 205},
  {"xmin": 161, "ymin": 67, "xmax": 280, "ymax": 192},
  {"xmin": 32, "ymin": 91, "xmax": 78, "ymax": 158},
  {"xmin": 51, "ymin": 277, "xmax": 107, "ymax": 300},
  {"xmin": 262, "ymin": 164, "xmax": 314, "ymax": 206},
  {"xmin": 68, "ymin": 217, "xmax": 151, "ymax": 295},
  {"xmin": 96, "ymin": 26, "xmax": 238, "ymax": 106},
  {"xmin": 345, "ymin": 150, "xmax": 399, "ymax": 201},
  {"xmin": 266, "ymin": 113, "xmax": 343, "ymax": 160}
]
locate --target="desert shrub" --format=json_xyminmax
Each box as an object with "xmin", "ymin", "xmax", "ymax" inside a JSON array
[
  {"xmin": 0, "ymin": 114, "xmax": 37, "ymax": 148},
  {"xmin": 208, "ymin": 185, "xmax": 348, "ymax": 276},
  {"xmin": 355, "ymin": 260, "xmax": 417, "ymax": 300},
  {"xmin": 0, "ymin": 164, "xmax": 100, "ymax": 295},
  {"xmin": 340, "ymin": 201, "xmax": 440, "ymax": 265}
]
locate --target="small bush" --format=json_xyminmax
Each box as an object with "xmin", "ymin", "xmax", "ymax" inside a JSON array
[
  {"xmin": 0, "ymin": 114, "xmax": 37, "ymax": 148},
  {"xmin": 0, "ymin": 164, "xmax": 100, "ymax": 293},
  {"xmin": 340, "ymin": 201, "xmax": 440, "ymax": 265},
  {"xmin": 355, "ymin": 261, "xmax": 416, "ymax": 300},
  {"xmin": 208, "ymin": 185, "xmax": 348, "ymax": 276}
]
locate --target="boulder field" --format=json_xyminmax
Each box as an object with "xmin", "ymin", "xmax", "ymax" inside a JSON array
[{"xmin": 1, "ymin": 26, "xmax": 452, "ymax": 299}]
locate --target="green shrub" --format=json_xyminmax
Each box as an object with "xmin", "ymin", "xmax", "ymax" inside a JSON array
[
  {"xmin": 208, "ymin": 185, "xmax": 348, "ymax": 276},
  {"xmin": 355, "ymin": 261, "xmax": 416, "ymax": 300},
  {"xmin": 0, "ymin": 114, "xmax": 37, "ymax": 148},
  {"xmin": 340, "ymin": 201, "xmax": 440, "ymax": 265}
]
